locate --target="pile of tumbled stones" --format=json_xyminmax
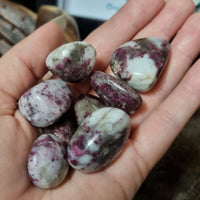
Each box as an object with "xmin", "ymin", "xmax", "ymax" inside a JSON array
[{"xmin": 18, "ymin": 38, "xmax": 170, "ymax": 189}]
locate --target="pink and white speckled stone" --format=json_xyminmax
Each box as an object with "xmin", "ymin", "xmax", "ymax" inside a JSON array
[
  {"xmin": 28, "ymin": 134, "xmax": 69, "ymax": 189},
  {"xmin": 67, "ymin": 107, "xmax": 131, "ymax": 173},
  {"xmin": 18, "ymin": 79, "xmax": 72, "ymax": 127},
  {"xmin": 110, "ymin": 37, "xmax": 170, "ymax": 92},
  {"xmin": 42, "ymin": 112, "xmax": 77, "ymax": 145},
  {"xmin": 46, "ymin": 41, "xmax": 96, "ymax": 82}
]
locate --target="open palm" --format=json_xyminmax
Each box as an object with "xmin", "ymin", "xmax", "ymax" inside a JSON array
[{"xmin": 0, "ymin": 0, "xmax": 200, "ymax": 199}]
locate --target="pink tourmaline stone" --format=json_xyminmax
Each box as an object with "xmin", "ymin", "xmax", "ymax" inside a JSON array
[
  {"xmin": 28, "ymin": 134, "xmax": 69, "ymax": 189},
  {"xmin": 18, "ymin": 79, "xmax": 72, "ymax": 127},
  {"xmin": 90, "ymin": 71, "xmax": 142, "ymax": 114},
  {"xmin": 67, "ymin": 107, "xmax": 131, "ymax": 173},
  {"xmin": 110, "ymin": 37, "xmax": 170, "ymax": 92},
  {"xmin": 46, "ymin": 41, "xmax": 96, "ymax": 82}
]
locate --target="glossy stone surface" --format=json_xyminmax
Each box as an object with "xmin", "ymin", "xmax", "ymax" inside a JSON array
[
  {"xmin": 28, "ymin": 134, "xmax": 69, "ymax": 189},
  {"xmin": 74, "ymin": 94, "xmax": 105, "ymax": 125},
  {"xmin": 46, "ymin": 41, "xmax": 96, "ymax": 82},
  {"xmin": 18, "ymin": 79, "xmax": 72, "ymax": 127},
  {"xmin": 90, "ymin": 71, "xmax": 142, "ymax": 114},
  {"xmin": 67, "ymin": 107, "xmax": 131, "ymax": 173},
  {"xmin": 42, "ymin": 112, "xmax": 77, "ymax": 145},
  {"xmin": 110, "ymin": 37, "xmax": 170, "ymax": 92}
]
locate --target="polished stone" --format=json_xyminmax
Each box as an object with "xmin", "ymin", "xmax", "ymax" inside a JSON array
[
  {"xmin": 90, "ymin": 71, "xmax": 142, "ymax": 114},
  {"xmin": 67, "ymin": 107, "xmax": 131, "ymax": 173},
  {"xmin": 110, "ymin": 37, "xmax": 170, "ymax": 92},
  {"xmin": 74, "ymin": 94, "xmax": 105, "ymax": 125},
  {"xmin": 46, "ymin": 41, "xmax": 96, "ymax": 82},
  {"xmin": 28, "ymin": 134, "xmax": 69, "ymax": 189},
  {"xmin": 42, "ymin": 112, "xmax": 77, "ymax": 145},
  {"xmin": 18, "ymin": 79, "xmax": 72, "ymax": 127}
]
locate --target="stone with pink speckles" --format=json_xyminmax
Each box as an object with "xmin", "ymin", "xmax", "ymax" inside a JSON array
[
  {"xmin": 28, "ymin": 134, "xmax": 69, "ymax": 189},
  {"xmin": 46, "ymin": 41, "xmax": 96, "ymax": 82},
  {"xmin": 90, "ymin": 71, "xmax": 142, "ymax": 114},
  {"xmin": 42, "ymin": 111, "xmax": 77, "ymax": 145},
  {"xmin": 67, "ymin": 107, "xmax": 131, "ymax": 173},
  {"xmin": 18, "ymin": 79, "xmax": 72, "ymax": 127},
  {"xmin": 110, "ymin": 37, "xmax": 170, "ymax": 92}
]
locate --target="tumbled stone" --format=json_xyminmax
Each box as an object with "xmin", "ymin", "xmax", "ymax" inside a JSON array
[
  {"xmin": 42, "ymin": 112, "xmax": 77, "ymax": 145},
  {"xmin": 67, "ymin": 107, "xmax": 131, "ymax": 173},
  {"xmin": 90, "ymin": 71, "xmax": 142, "ymax": 114},
  {"xmin": 74, "ymin": 94, "xmax": 105, "ymax": 125},
  {"xmin": 18, "ymin": 79, "xmax": 72, "ymax": 127},
  {"xmin": 110, "ymin": 37, "xmax": 170, "ymax": 92},
  {"xmin": 46, "ymin": 41, "xmax": 96, "ymax": 82},
  {"xmin": 28, "ymin": 134, "xmax": 69, "ymax": 189}
]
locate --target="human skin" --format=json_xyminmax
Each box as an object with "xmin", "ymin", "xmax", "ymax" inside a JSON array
[{"xmin": 0, "ymin": 0, "xmax": 200, "ymax": 199}]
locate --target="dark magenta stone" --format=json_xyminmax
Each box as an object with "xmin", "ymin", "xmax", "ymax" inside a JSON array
[
  {"xmin": 110, "ymin": 37, "xmax": 170, "ymax": 92},
  {"xmin": 74, "ymin": 94, "xmax": 105, "ymax": 125},
  {"xmin": 90, "ymin": 71, "xmax": 142, "ymax": 114},
  {"xmin": 46, "ymin": 41, "xmax": 96, "ymax": 82},
  {"xmin": 67, "ymin": 107, "xmax": 131, "ymax": 173}
]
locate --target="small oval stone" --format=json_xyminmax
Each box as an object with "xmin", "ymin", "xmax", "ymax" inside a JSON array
[
  {"xmin": 42, "ymin": 113, "xmax": 77, "ymax": 145},
  {"xmin": 28, "ymin": 134, "xmax": 69, "ymax": 189},
  {"xmin": 18, "ymin": 79, "xmax": 72, "ymax": 127},
  {"xmin": 90, "ymin": 71, "xmax": 142, "ymax": 114},
  {"xmin": 67, "ymin": 107, "xmax": 131, "ymax": 173},
  {"xmin": 110, "ymin": 37, "xmax": 170, "ymax": 92},
  {"xmin": 74, "ymin": 94, "xmax": 105, "ymax": 125},
  {"xmin": 46, "ymin": 41, "xmax": 96, "ymax": 82}
]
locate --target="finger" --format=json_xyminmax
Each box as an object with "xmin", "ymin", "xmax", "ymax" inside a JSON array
[
  {"xmin": 85, "ymin": 0, "xmax": 165, "ymax": 70},
  {"xmin": 0, "ymin": 22, "xmax": 63, "ymax": 102},
  {"xmin": 134, "ymin": 0, "xmax": 195, "ymax": 40},
  {"xmin": 131, "ymin": 58, "xmax": 200, "ymax": 175},
  {"xmin": 131, "ymin": 13, "xmax": 200, "ymax": 127}
]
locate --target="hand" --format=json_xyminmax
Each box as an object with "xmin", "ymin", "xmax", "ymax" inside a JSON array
[{"xmin": 0, "ymin": 0, "xmax": 199, "ymax": 199}]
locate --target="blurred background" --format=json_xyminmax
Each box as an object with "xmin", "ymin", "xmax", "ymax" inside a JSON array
[{"xmin": 11, "ymin": 0, "xmax": 127, "ymax": 39}]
